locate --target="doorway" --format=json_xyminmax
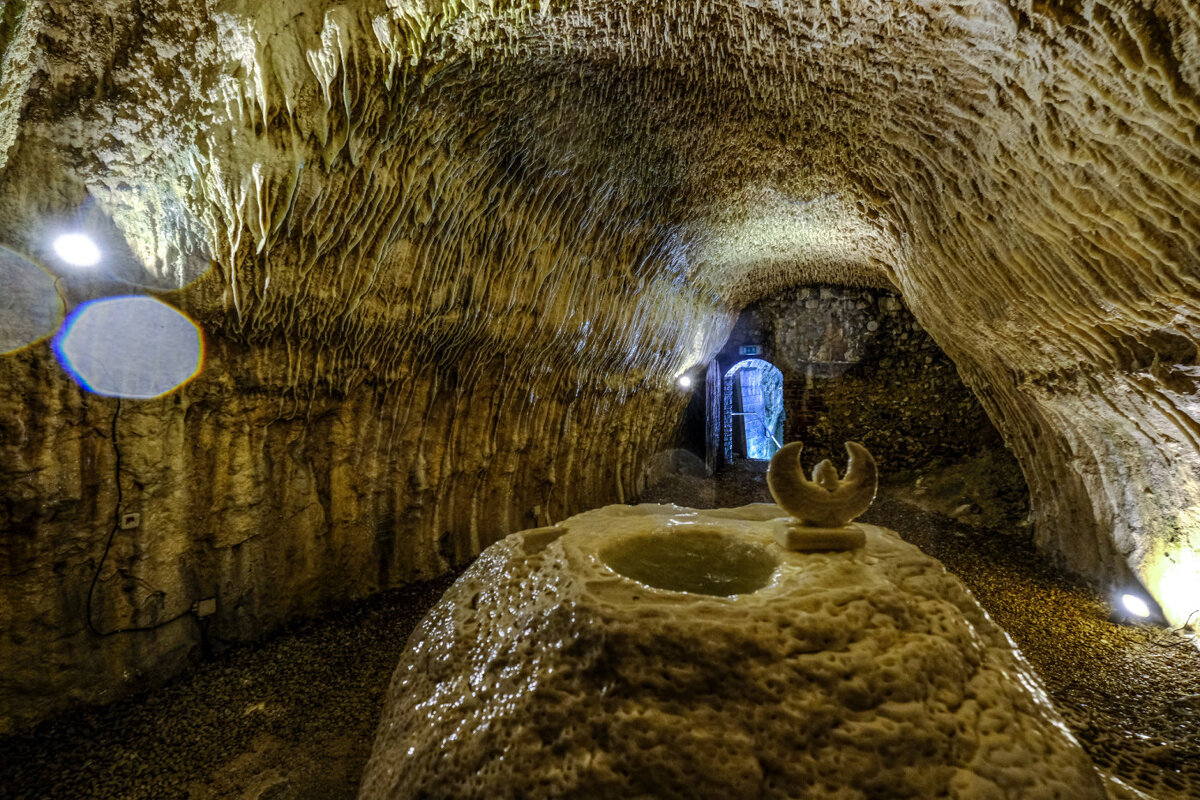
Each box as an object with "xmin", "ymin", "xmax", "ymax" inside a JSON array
[{"xmin": 723, "ymin": 358, "xmax": 784, "ymax": 462}]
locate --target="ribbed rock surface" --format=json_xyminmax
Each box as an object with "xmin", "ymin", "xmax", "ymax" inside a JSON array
[
  {"xmin": 2, "ymin": 0, "xmax": 1200, "ymax": 727},
  {"xmin": 360, "ymin": 504, "xmax": 1109, "ymax": 799},
  {"xmin": 0, "ymin": 339, "xmax": 682, "ymax": 732}
]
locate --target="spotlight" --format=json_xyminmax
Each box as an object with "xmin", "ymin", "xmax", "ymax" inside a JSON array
[
  {"xmin": 1121, "ymin": 593, "xmax": 1151, "ymax": 619},
  {"xmin": 53, "ymin": 233, "xmax": 101, "ymax": 267},
  {"xmin": 677, "ymin": 375, "xmax": 693, "ymax": 389}
]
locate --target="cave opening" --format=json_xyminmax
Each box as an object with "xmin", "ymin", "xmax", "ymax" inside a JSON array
[{"xmin": 690, "ymin": 284, "xmax": 1010, "ymax": 482}]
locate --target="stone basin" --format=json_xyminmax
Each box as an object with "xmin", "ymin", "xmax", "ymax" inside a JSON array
[
  {"xmin": 599, "ymin": 527, "xmax": 779, "ymax": 596},
  {"xmin": 359, "ymin": 503, "xmax": 1116, "ymax": 799}
]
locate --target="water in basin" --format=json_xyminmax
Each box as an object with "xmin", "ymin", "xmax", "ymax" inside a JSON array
[{"xmin": 599, "ymin": 528, "xmax": 777, "ymax": 596}]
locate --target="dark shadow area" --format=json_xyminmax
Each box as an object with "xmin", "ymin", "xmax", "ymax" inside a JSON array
[{"xmin": 0, "ymin": 573, "xmax": 463, "ymax": 800}]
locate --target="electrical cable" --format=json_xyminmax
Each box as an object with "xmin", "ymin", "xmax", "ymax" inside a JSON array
[{"xmin": 85, "ymin": 397, "xmax": 195, "ymax": 637}]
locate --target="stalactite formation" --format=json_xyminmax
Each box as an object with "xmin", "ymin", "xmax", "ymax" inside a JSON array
[{"xmin": 1, "ymin": 0, "xmax": 1199, "ymax": 729}]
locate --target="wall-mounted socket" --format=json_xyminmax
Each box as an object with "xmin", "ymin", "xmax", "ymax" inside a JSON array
[
  {"xmin": 120, "ymin": 512, "xmax": 141, "ymax": 530},
  {"xmin": 194, "ymin": 597, "xmax": 217, "ymax": 617}
]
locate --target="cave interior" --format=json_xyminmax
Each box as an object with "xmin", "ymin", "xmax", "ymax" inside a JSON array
[{"xmin": 2, "ymin": 0, "xmax": 1200, "ymax": 797}]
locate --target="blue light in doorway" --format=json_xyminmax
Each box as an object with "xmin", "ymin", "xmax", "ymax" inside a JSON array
[{"xmin": 726, "ymin": 358, "xmax": 784, "ymax": 461}]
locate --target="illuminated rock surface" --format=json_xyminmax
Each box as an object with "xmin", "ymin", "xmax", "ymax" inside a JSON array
[
  {"xmin": 360, "ymin": 503, "xmax": 1109, "ymax": 799},
  {"xmin": 2, "ymin": 0, "xmax": 1200, "ymax": 730}
]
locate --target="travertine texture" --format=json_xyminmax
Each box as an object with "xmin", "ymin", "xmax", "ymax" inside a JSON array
[
  {"xmin": 0, "ymin": 1, "xmax": 36, "ymax": 174},
  {"xmin": 2, "ymin": 0, "xmax": 1200, "ymax": 726},
  {"xmin": 360, "ymin": 503, "xmax": 1109, "ymax": 799}
]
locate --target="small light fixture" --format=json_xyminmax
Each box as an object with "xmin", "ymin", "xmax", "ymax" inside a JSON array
[
  {"xmin": 53, "ymin": 233, "xmax": 101, "ymax": 267},
  {"xmin": 677, "ymin": 375, "xmax": 693, "ymax": 389},
  {"xmin": 1121, "ymin": 593, "xmax": 1151, "ymax": 619}
]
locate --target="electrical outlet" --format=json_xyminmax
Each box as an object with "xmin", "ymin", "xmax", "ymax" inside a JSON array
[
  {"xmin": 120, "ymin": 512, "xmax": 141, "ymax": 530},
  {"xmin": 194, "ymin": 597, "xmax": 217, "ymax": 617}
]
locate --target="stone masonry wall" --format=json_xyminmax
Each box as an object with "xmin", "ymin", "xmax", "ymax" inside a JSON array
[{"xmin": 705, "ymin": 285, "xmax": 1006, "ymax": 475}]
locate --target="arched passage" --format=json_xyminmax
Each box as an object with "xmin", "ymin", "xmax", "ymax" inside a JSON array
[
  {"xmin": 722, "ymin": 358, "xmax": 784, "ymax": 463},
  {"xmin": 696, "ymin": 285, "xmax": 1009, "ymax": 479}
]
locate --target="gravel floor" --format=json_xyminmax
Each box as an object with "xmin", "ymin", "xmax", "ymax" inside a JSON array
[
  {"xmin": 0, "ymin": 574, "xmax": 461, "ymax": 800},
  {"xmin": 3, "ymin": 464, "xmax": 1199, "ymax": 799}
]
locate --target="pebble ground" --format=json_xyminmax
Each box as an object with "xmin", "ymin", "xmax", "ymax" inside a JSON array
[
  {"xmin": 3, "ymin": 465, "xmax": 1199, "ymax": 799},
  {"xmin": 0, "ymin": 575, "xmax": 460, "ymax": 800}
]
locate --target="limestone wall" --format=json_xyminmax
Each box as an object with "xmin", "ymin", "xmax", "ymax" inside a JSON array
[{"xmin": 0, "ymin": 341, "xmax": 681, "ymax": 732}]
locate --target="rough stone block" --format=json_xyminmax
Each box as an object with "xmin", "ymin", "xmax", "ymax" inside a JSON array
[{"xmin": 360, "ymin": 503, "xmax": 1108, "ymax": 799}]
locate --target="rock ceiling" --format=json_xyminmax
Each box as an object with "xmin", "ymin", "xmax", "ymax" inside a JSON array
[{"xmin": 2, "ymin": 0, "xmax": 1200, "ymax": 626}]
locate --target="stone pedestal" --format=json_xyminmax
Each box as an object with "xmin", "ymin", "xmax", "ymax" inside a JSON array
[{"xmin": 774, "ymin": 522, "xmax": 866, "ymax": 551}]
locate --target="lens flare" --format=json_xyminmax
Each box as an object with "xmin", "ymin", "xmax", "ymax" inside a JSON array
[
  {"xmin": 0, "ymin": 247, "xmax": 64, "ymax": 354},
  {"xmin": 1145, "ymin": 545, "xmax": 1200, "ymax": 629},
  {"xmin": 678, "ymin": 375, "xmax": 693, "ymax": 389},
  {"xmin": 1121, "ymin": 593, "xmax": 1151, "ymax": 619},
  {"xmin": 53, "ymin": 296, "xmax": 204, "ymax": 398},
  {"xmin": 53, "ymin": 233, "xmax": 102, "ymax": 267}
]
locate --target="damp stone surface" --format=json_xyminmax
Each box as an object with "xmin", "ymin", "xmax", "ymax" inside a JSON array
[{"xmin": 359, "ymin": 503, "xmax": 1111, "ymax": 800}]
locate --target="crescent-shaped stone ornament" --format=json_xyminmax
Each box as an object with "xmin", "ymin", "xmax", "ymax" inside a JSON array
[{"xmin": 767, "ymin": 441, "xmax": 878, "ymax": 529}]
